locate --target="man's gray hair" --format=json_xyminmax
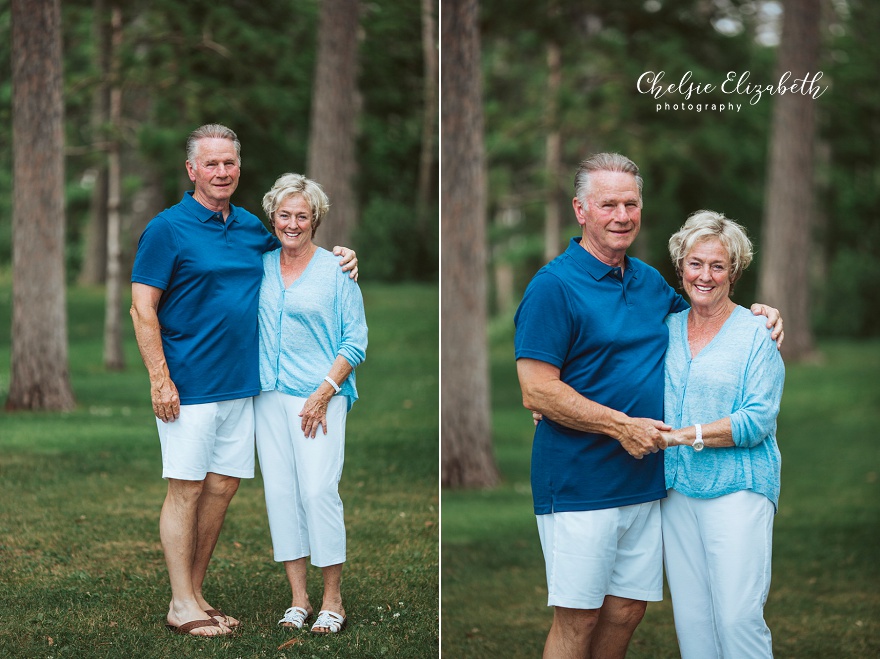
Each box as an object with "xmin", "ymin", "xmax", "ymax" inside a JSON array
[
  {"xmin": 574, "ymin": 153, "xmax": 643, "ymax": 202},
  {"xmin": 186, "ymin": 124, "xmax": 241, "ymax": 166}
]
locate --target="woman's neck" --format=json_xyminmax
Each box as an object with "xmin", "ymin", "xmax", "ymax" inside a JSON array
[
  {"xmin": 280, "ymin": 242, "xmax": 317, "ymax": 264},
  {"xmin": 689, "ymin": 299, "xmax": 735, "ymax": 328}
]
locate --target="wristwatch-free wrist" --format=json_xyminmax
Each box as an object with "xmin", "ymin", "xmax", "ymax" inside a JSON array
[{"xmin": 693, "ymin": 423, "xmax": 705, "ymax": 451}]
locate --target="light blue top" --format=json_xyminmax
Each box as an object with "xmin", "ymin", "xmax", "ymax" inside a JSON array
[
  {"xmin": 258, "ymin": 247, "xmax": 367, "ymax": 410},
  {"xmin": 663, "ymin": 305, "xmax": 785, "ymax": 509}
]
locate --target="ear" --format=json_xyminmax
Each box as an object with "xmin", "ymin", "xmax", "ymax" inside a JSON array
[
  {"xmin": 572, "ymin": 197, "xmax": 588, "ymax": 226},
  {"xmin": 185, "ymin": 160, "xmax": 197, "ymax": 183}
]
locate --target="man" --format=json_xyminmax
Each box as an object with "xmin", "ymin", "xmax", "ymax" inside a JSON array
[
  {"xmin": 514, "ymin": 153, "xmax": 782, "ymax": 658},
  {"xmin": 130, "ymin": 124, "xmax": 357, "ymax": 637}
]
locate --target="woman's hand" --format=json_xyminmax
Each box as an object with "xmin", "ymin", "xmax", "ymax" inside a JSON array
[
  {"xmin": 299, "ymin": 390, "xmax": 331, "ymax": 438},
  {"xmin": 333, "ymin": 246, "xmax": 358, "ymax": 281}
]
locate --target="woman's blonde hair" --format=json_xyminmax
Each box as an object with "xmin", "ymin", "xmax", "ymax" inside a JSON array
[
  {"xmin": 262, "ymin": 173, "xmax": 330, "ymax": 236},
  {"xmin": 668, "ymin": 210, "xmax": 753, "ymax": 292}
]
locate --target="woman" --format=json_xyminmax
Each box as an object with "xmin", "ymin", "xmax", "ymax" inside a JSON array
[
  {"xmin": 660, "ymin": 210, "xmax": 784, "ymax": 659},
  {"xmin": 254, "ymin": 173, "xmax": 368, "ymax": 635}
]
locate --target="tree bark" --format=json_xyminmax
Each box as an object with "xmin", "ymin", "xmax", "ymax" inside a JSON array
[
  {"xmin": 757, "ymin": 0, "xmax": 820, "ymax": 361},
  {"xmin": 417, "ymin": 0, "xmax": 438, "ymax": 229},
  {"xmin": 543, "ymin": 39, "xmax": 562, "ymax": 263},
  {"xmin": 441, "ymin": 0, "xmax": 499, "ymax": 488},
  {"xmin": 307, "ymin": 0, "xmax": 361, "ymax": 251},
  {"xmin": 103, "ymin": 3, "xmax": 125, "ymax": 370},
  {"xmin": 79, "ymin": 0, "xmax": 112, "ymax": 286},
  {"xmin": 8, "ymin": 0, "xmax": 76, "ymax": 411}
]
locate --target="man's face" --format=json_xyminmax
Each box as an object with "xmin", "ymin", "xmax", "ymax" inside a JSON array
[
  {"xmin": 186, "ymin": 137, "xmax": 240, "ymax": 207},
  {"xmin": 572, "ymin": 171, "xmax": 642, "ymax": 263}
]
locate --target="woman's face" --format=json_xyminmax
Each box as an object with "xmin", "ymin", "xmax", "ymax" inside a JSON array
[
  {"xmin": 682, "ymin": 238, "xmax": 733, "ymax": 309},
  {"xmin": 273, "ymin": 194, "xmax": 314, "ymax": 251}
]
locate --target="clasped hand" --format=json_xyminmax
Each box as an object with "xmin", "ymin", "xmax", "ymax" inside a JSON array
[{"xmin": 531, "ymin": 410, "xmax": 669, "ymax": 459}]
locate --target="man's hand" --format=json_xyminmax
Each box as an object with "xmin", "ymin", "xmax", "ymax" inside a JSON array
[
  {"xmin": 750, "ymin": 303, "xmax": 784, "ymax": 349},
  {"xmin": 151, "ymin": 375, "xmax": 180, "ymax": 423},
  {"xmin": 617, "ymin": 417, "xmax": 670, "ymax": 459},
  {"xmin": 333, "ymin": 246, "xmax": 358, "ymax": 281}
]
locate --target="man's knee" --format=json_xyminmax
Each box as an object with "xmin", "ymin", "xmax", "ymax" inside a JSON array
[
  {"xmin": 203, "ymin": 473, "xmax": 241, "ymax": 500},
  {"xmin": 553, "ymin": 606, "xmax": 601, "ymax": 639},
  {"xmin": 166, "ymin": 478, "xmax": 205, "ymax": 506},
  {"xmin": 601, "ymin": 597, "xmax": 647, "ymax": 628}
]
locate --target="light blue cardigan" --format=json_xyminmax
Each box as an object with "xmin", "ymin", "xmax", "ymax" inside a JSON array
[
  {"xmin": 663, "ymin": 305, "xmax": 785, "ymax": 509},
  {"xmin": 258, "ymin": 247, "xmax": 368, "ymax": 410}
]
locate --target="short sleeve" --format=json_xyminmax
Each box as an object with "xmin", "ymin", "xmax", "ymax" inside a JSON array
[
  {"xmin": 131, "ymin": 217, "xmax": 178, "ymax": 290},
  {"xmin": 514, "ymin": 272, "xmax": 573, "ymax": 369}
]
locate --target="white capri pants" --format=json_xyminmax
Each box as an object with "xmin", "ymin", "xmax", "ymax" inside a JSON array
[
  {"xmin": 255, "ymin": 390, "xmax": 347, "ymax": 567},
  {"xmin": 661, "ymin": 488, "xmax": 775, "ymax": 659}
]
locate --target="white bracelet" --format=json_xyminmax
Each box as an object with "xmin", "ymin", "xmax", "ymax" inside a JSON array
[
  {"xmin": 324, "ymin": 375, "xmax": 341, "ymax": 394},
  {"xmin": 693, "ymin": 423, "xmax": 705, "ymax": 451}
]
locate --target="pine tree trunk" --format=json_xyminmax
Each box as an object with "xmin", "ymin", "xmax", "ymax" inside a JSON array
[
  {"xmin": 7, "ymin": 0, "xmax": 76, "ymax": 411},
  {"xmin": 307, "ymin": 0, "xmax": 361, "ymax": 251},
  {"xmin": 79, "ymin": 0, "xmax": 112, "ymax": 286},
  {"xmin": 103, "ymin": 4, "xmax": 124, "ymax": 370},
  {"xmin": 543, "ymin": 40, "xmax": 562, "ymax": 263},
  {"xmin": 440, "ymin": 0, "xmax": 499, "ymax": 488},
  {"xmin": 417, "ymin": 0, "xmax": 438, "ymax": 229},
  {"xmin": 757, "ymin": 0, "xmax": 820, "ymax": 361}
]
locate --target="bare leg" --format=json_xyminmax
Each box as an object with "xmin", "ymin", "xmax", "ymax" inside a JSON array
[
  {"xmin": 311, "ymin": 563, "xmax": 345, "ymax": 632},
  {"xmin": 190, "ymin": 472, "xmax": 240, "ymax": 626},
  {"xmin": 161, "ymin": 478, "xmax": 228, "ymax": 636},
  {"xmin": 588, "ymin": 596, "xmax": 647, "ymax": 659},
  {"xmin": 280, "ymin": 558, "xmax": 312, "ymax": 626},
  {"xmin": 543, "ymin": 606, "xmax": 599, "ymax": 659}
]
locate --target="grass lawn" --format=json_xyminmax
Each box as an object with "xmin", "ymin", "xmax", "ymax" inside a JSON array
[
  {"xmin": 442, "ymin": 327, "xmax": 880, "ymax": 658},
  {"xmin": 0, "ymin": 277, "xmax": 439, "ymax": 658}
]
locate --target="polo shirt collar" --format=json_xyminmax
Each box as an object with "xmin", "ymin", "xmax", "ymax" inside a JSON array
[
  {"xmin": 565, "ymin": 237, "xmax": 639, "ymax": 281},
  {"xmin": 182, "ymin": 190, "xmax": 239, "ymax": 224}
]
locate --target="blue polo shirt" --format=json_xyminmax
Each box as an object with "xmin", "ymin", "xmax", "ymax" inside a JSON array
[
  {"xmin": 514, "ymin": 237, "xmax": 688, "ymax": 514},
  {"xmin": 132, "ymin": 191, "xmax": 279, "ymax": 404}
]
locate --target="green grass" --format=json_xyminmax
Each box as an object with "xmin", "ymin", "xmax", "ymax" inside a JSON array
[
  {"xmin": 442, "ymin": 331, "xmax": 880, "ymax": 658},
  {"xmin": 0, "ymin": 277, "xmax": 439, "ymax": 658}
]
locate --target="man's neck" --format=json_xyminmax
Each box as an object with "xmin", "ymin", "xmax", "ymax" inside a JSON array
[
  {"xmin": 578, "ymin": 236, "xmax": 626, "ymax": 268},
  {"xmin": 192, "ymin": 190, "xmax": 231, "ymax": 219}
]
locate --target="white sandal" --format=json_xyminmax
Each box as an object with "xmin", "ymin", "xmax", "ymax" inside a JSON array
[
  {"xmin": 310, "ymin": 609, "xmax": 348, "ymax": 634},
  {"xmin": 278, "ymin": 606, "xmax": 311, "ymax": 629}
]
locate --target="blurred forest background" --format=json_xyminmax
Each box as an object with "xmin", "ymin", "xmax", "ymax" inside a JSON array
[
  {"xmin": 478, "ymin": 0, "xmax": 876, "ymax": 335},
  {"xmin": 442, "ymin": 0, "xmax": 880, "ymax": 487},
  {"xmin": 0, "ymin": 0, "xmax": 437, "ymax": 283},
  {"xmin": 1, "ymin": 0, "xmax": 437, "ymax": 411}
]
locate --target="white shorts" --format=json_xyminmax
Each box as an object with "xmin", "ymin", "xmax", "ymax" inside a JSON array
[
  {"xmin": 536, "ymin": 501, "xmax": 663, "ymax": 609},
  {"xmin": 157, "ymin": 397, "xmax": 255, "ymax": 481}
]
